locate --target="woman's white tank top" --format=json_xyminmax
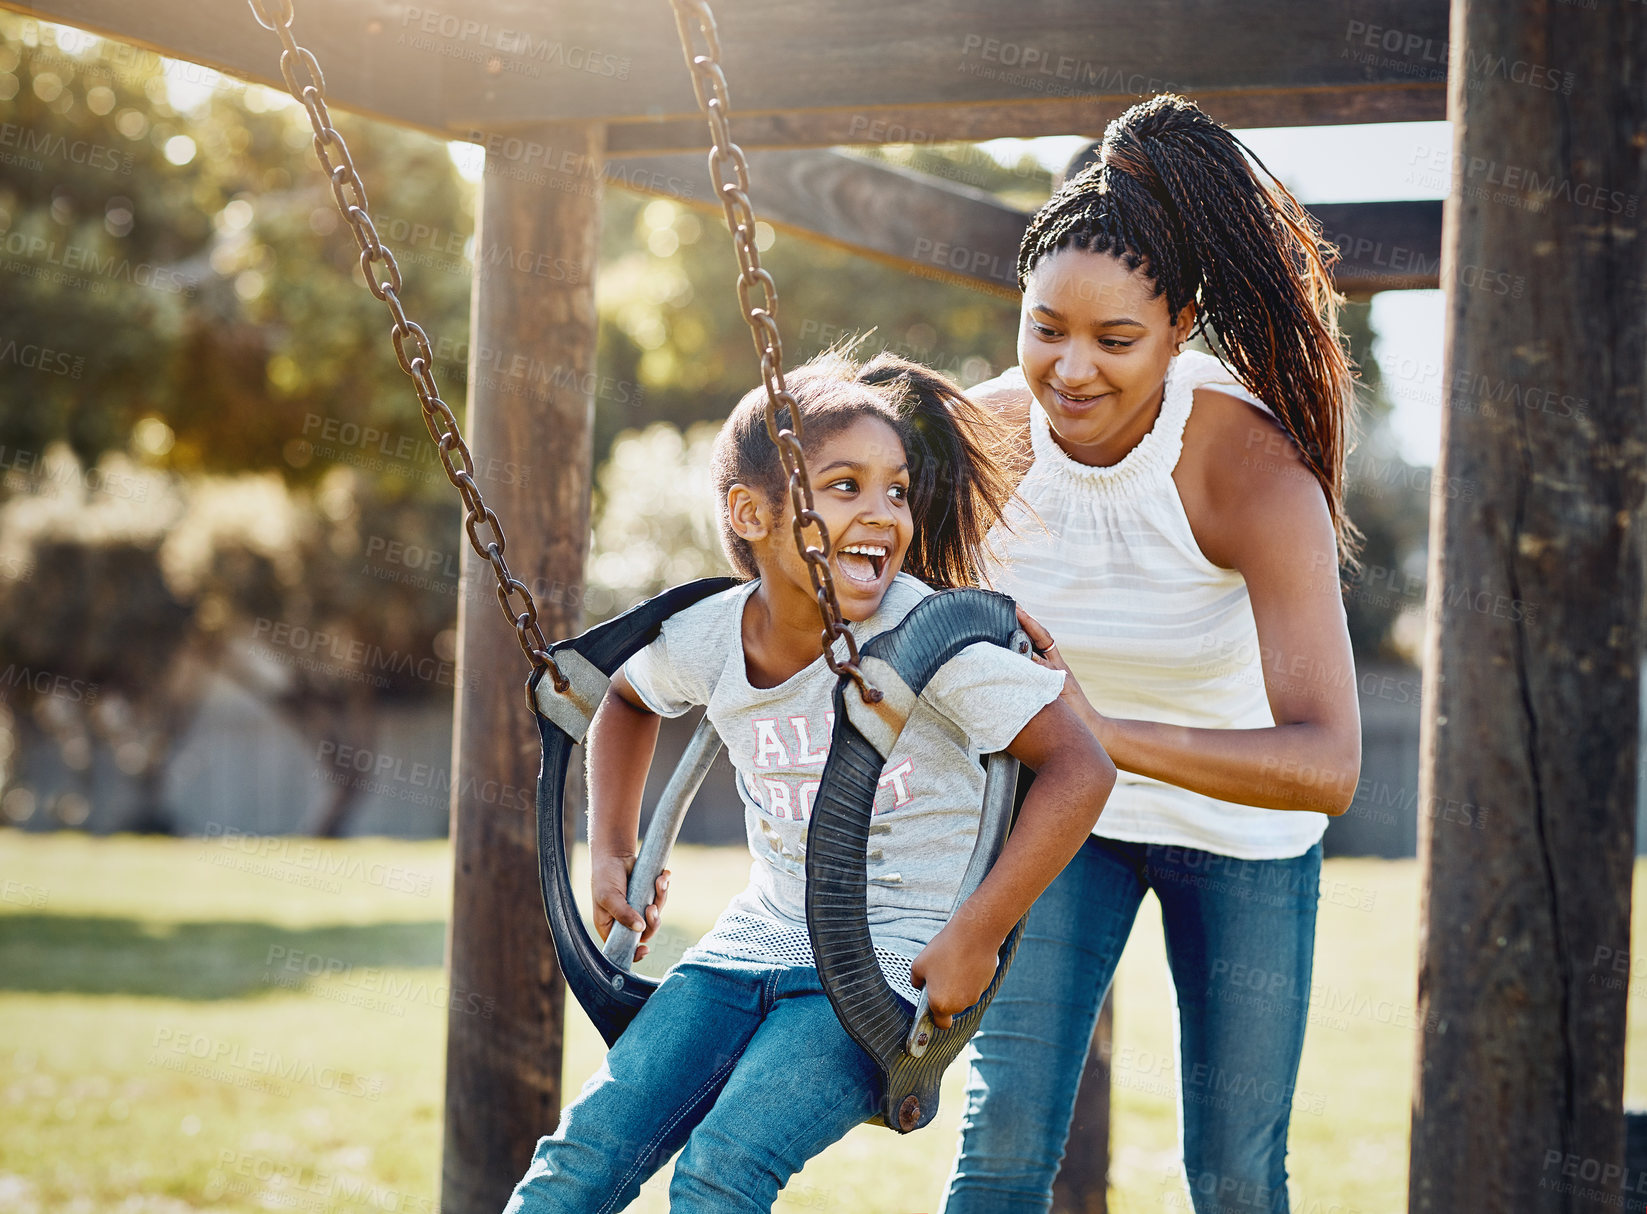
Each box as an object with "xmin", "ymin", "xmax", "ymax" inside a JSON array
[{"xmin": 991, "ymin": 350, "xmax": 1329, "ymax": 860}]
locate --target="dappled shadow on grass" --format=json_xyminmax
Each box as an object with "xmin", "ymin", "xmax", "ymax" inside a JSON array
[{"xmin": 0, "ymin": 916, "xmax": 447, "ymax": 1000}]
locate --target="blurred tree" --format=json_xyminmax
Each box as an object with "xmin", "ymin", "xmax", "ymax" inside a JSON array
[
  {"xmin": 1338, "ymin": 299, "xmax": 1432, "ymax": 662},
  {"xmin": 586, "ymin": 421, "xmax": 728, "ymax": 616},
  {"xmin": 0, "ymin": 16, "xmax": 473, "ymax": 833},
  {"xmin": 592, "ymin": 186, "xmax": 1023, "ymax": 463}
]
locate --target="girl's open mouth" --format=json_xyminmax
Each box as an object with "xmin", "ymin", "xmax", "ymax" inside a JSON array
[{"xmin": 836, "ymin": 543, "xmax": 888, "ymax": 585}]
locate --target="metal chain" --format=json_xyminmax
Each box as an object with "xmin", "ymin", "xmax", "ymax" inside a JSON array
[
  {"xmin": 246, "ymin": 0, "xmax": 567, "ymax": 692},
  {"xmin": 668, "ymin": 0, "xmax": 879, "ymax": 704}
]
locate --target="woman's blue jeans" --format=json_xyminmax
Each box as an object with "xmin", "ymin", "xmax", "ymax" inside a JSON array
[
  {"xmin": 942, "ymin": 835, "xmax": 1322, "ymax": 1214},
  {"xmin": 502, "ymin": 957, "xmax": 882, "ymax": 1214}
]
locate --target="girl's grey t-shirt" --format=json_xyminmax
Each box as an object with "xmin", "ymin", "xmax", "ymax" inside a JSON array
[{"xmin": 623, "ymin": 573, "xmax": 1064, "ymax": 1002}]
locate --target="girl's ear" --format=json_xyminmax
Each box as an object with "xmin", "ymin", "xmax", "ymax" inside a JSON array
[{"xmin": 726, "ymin": 483, "xmax": 771, "ymax": 543}]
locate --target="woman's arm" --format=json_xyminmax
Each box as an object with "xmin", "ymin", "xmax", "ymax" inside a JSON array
[
  {"xmin": 1031, "ymin": 388, "xmax": 1363, "ymax": 815},
  {"xmin": 910, "ymin": 698, "xmax": 1114, "ymax": 1026},
  {"xmin": 586, "ymin": 671, "xmax": 669, "ymax": 960}
]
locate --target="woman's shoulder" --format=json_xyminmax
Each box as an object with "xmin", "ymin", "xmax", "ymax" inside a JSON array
[
  {"xmin": 1185, "ymin": 381, "xmax": 1293, "ymax": 469},
  {"xmin": 1177, "ymin": 383, "xmax": 1330, "ymax": 570}
]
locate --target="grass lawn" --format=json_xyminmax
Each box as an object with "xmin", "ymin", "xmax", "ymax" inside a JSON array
[{"xmin": 2, "ymin": 830, "xmax": 1644, "ymax": 1213}]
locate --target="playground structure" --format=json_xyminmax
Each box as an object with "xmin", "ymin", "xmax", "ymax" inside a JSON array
[{"xmin": 1, "ymin": 1, "xmax": 1642, "ymax": 1212}]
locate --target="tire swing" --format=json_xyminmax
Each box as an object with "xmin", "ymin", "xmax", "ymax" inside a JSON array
[
  {"xmin": 250, "ymin": 0, "xmax": 1033, "ymax": 1138},
  {"xmin": 531, "ymin": 577, "xmax": 1034, "ymax": 1133},
  {"xmin": 806, "ymin": 588, "xmax": 1034, "ymax": 1132}
]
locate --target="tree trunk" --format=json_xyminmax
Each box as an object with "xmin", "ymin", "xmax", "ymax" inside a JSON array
[{"xmin": 1408, "ymin": 3, "xmax": 1647, "ymax": 1211}]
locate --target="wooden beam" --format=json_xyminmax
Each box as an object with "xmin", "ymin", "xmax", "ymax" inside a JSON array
[
  {"xmin": 1314, "ymin": 199, "xmax": 1445, "ymax": 295},
  {"xmin": 1407, "ymin": 0, "xmax": 1646, "ymax": 1209},
  {"xmin": 2, "ymin": 0, "xmax": 1445, "ymax": 142},
  {"xmin": 615, "ymin": 148, "xmax": 1027, "ymax": 295},
  {"xmin": 615, "ymin": 149, "xmax": 1443, "ymax": 296},
  {"xmin": 442, "ymin": 121, "xmax": 600, "ymax": 1214},
  {"xmin": 603, "ymin": 87, "xmax": 1444, "ymax": 155}
]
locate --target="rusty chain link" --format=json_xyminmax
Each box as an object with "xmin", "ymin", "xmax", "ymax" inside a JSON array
[
  {"xmin": 247, "ymin": 0, "xmax": 567, "ymax": 693},
  {"xmin": 668, "ymin": 0, "xmax": 879, "ymax": 703}
]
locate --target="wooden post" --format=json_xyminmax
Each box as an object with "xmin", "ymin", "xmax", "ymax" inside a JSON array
[
  {"xmin": 441, "ymin": 121, "xmax": 603, "ymax": 1214},
  {"xmin": 1052, "ymin": 991, "xmax": 1113, "ymax": 1214},
  {"xmin": 1409, "ymin": 2, "xmax": 1646, "ymax": 1211}
]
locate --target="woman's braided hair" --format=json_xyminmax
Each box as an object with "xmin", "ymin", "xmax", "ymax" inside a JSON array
[{"xmin": 1019, "ymin": 93, "xmax": 1360, "ymax": 560}]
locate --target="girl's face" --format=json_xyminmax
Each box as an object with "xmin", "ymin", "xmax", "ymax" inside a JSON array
[
  {"xmin": 1018, "ymin": 246, "xmax": 1196, "ymax": 465},
  {"xmin": 743, "ymin": 413, "xmax": 913, "ymax": 623}
]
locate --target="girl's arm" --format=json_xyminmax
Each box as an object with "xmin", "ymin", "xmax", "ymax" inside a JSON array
[
  {"xmin": 910, "ymin": 698, "xmax": 1114, "ymax": 1027},
  {"xmin": 587, "ymin": 671, "xmax": 669, "ymax": 961},
  {"xmin": 1034, "ymin": 387, "xmax": 1363, "ymax": 816}
]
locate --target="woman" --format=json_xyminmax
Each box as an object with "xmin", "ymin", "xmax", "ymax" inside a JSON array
[{"xmin": 942, "ymin": 94, "xmax": 1363, "ymax": 1214}]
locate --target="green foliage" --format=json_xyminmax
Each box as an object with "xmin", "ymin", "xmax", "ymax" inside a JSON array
[
  {"xmin": 0, "ymin": 15, "xmax": 475, "ymax": 496},
  {"xmin": 593, "ymin": 190, "xmax": 1021, "ymax": 464}
]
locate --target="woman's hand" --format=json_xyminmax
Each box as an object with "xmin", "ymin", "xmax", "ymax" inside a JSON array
[
  {"xmin": 591, "ymin": 852, "xmax": 670, "ymax": 963},
  {"xmin": 1015, "ymin": 605, "xmax": 1114, "ymax": 750},
  {"xmin": 909, "ymin": 917, "xmax": 1001, "ymax": 1029}
]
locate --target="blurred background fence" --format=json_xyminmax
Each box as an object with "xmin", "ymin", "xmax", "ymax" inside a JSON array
[{"xmin": 18, "ymin": 656, "xmax": 1647, "ymax": 859}]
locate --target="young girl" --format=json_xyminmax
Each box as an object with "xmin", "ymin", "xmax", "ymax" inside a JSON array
[{"xmin": 503, "ymin": 350, "xmax": 1114, "ymax": 1214}]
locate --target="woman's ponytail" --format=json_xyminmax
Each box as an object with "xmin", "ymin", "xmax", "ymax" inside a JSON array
[{"xmin": 1021, "ymin": 94, "xmax": 1360, "ymax": 561}]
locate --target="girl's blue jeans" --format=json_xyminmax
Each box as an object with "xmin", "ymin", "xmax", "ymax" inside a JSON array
[
  {"xmin": 942, "ymin": 834, "xmax": 1322, "ymax": 1214},
  {"xmin": 502, "ymin": 956, "xmax": 882, "ymax": 1214}
]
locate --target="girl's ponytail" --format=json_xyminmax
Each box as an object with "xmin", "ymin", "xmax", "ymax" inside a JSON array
[
  {"xmin": 1021, "ymin": 94, "xmax": 1360, "ymax": 561},
  {"xmin": 855, "ymin": 354, "xmax": 1017, "ymax": 590}
]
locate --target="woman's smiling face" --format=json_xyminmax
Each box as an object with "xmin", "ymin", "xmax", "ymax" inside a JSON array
[{"xmin": 1018, "ymin": 246, "xmax": 1196, "ymax": 465}]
